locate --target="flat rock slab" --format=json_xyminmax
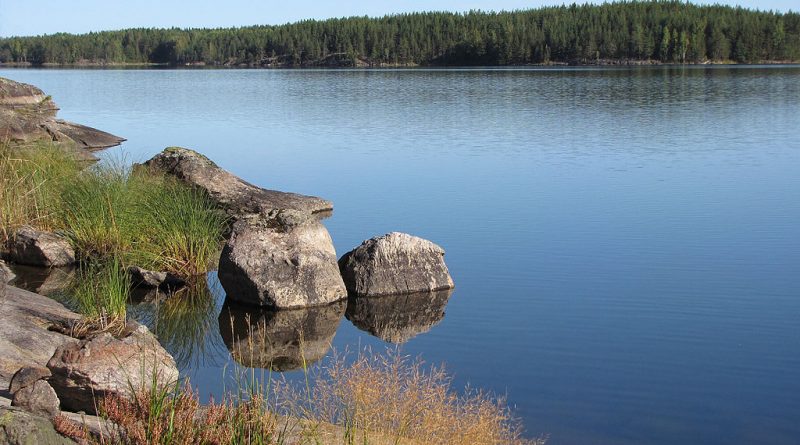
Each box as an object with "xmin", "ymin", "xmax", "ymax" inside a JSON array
[
  {"xmin": 0, "ymin": 286, "xmax": 79, "ymax": 391},
  {"xmin": 142, "ymin": 147, "xmax": 333, "ymax": 220},
  {"xmin": 0, "ymin": 76, "xmax": 124, "ymax": 151},
  {"xmin": 47, "ymin": 325, "xmax": 179, "ymax": 414},
  {"xmin": 339, "ymin": 232, "xmax": 455, "ymax": 297},
  {"xmin": 6, "ymin": 226, "xmax": 76, "ymax": 267}
]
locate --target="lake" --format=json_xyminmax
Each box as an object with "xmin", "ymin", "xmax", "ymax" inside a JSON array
[{"xmin": 2, "ymin": 66, "xmax": 799, "ymax": 445}]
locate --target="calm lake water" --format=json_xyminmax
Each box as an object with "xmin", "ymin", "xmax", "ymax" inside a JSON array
[{"xmin": 2, "ymin": 66, "xmax": 799, "ymax": 445}]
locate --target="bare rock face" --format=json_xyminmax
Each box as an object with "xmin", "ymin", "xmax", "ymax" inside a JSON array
[
  {"xmin": 0, "ymin": 260, "xmax": 12, "ymax": 303},
  {"xmin": 142, "ymin": 147, "xmax": 332, "ymax": 221},
  {"xmin": 6, "ymin": 227, "xmax": 76, "ymax": 267},
  {"xmin": 0, "ymin": 406, "xmax": 76, "ymax": 445},
  {"xmin": 218, "ymin": 220, "xmax": 347, "ymax": 308},
  {"xmin": 219, "ymin": 300, "xmax": 345, "ymax": 371},
  {"xmin": 346, "ymin": 289, "xmax": 453, "ymax": 344},
  {"xmin": 11, "ymin": 379, "xmax": 60, "ymax": 418},
  {"xmin": 0, "ymin": 286, "xmax": 80, "ymax": 391},
  {"xmin": 0, "ymin": 77, "xmax": 124, "ymax": 151},
  {"xmin": 0, "ymin": 260, "xmax": 14, "ymax": 283},
  {"xmin": 339, "ymin": 232, "xmax": 455, "ymax": 297},
  {"xmin": 46, "ymin": 324, "xmax": 179, "ymax": 414}
]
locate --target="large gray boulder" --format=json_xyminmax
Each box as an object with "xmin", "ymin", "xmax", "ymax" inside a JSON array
[
  {"xmin": 46, "ymin": 324, "xmax": 179, "ymax": 414},
  {"xmin": 219, "ymin": 300, "xmax": 345, "ymax": 371},
  {"xmin": 346, "ymin": 289, "xmax": 453, "ymax": 344},
  {"xmin": 218, "ymin": 220, "xmax": 347, "ymax": 308},
  {"xmin": 143, "ymin": 147, "xmax": 346, "ymax": 309},
  {"xmin": 5, "ymin": 227, "xmax": 76, "ymax": 267},
  {"xmin": 142, "ymin": 147, "xmax": 332, "ymax": 221},
  {"xmin": 339, "ymin": 232, "xmax": 455, "ymax": 297},
  {"xmin": 0, "ymin": 76, "xmax": 124, "ymax": 152}
]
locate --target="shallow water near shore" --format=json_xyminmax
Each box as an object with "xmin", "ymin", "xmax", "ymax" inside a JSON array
[{"xmin": 2, "ymin": 66, "xmax": 800, "ymax": 445}]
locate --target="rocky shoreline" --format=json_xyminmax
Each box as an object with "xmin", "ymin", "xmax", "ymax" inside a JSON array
[{"xmin": 0, "ymin": 76, "xmax": 457, "ymax": 443}]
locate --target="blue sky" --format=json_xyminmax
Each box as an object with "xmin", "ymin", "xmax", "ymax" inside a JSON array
[{"xmin": 0, "ymin": 0, "xmax": 796, "ymax": 38}]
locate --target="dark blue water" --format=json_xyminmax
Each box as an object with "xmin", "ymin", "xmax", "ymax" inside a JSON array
[{"xmin": 3, "ymin": 66, "xmax": 799, "ymax": 445}]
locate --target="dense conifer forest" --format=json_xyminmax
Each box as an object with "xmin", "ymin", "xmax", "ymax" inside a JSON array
[{"xmin": 1, "ymin": 1, "xmax": 798, "ymax": 66}]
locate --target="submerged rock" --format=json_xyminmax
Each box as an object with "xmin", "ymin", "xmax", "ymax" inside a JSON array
[
  {"xmin": 128, "ymin": 266, "xmax": 186, "ymax": 290},
  {"xmin": 219, "ymin": 300, "xmax": 345, "ymax": 371},
  {"xmin": 46, "ymin": 324, "xmax": 179, "ymax": 414},
  {"xmin": 11, "ymin": 379, "xmax": 60, "ymax": 418},
  {"xmin": 6, "ymin": 227, "xmax": 76, "ymax": 267},
  {"xmin": 219, "ymin": 220, "xmax": 347, "ymax": 309},
  {"xmin": 5, "ymin": 264, "xmax": 75, "ymax": 297},
  {"xmin": 339, "ymin": 232, "xmax": 454, "ymax": 297},
  {"xmin": 0, "ymin": 77, "xmax": 124, "ymax": 151},
  {"xmin": 142, "ymin": 147, "xmax": 332, "ymax": 220},
  {"xmin": 346, "ymin": 289, "xmax": 453, "ymax": 344}
]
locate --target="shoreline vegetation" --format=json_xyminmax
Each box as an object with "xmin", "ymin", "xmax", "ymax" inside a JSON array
[{"xmin": 0, "ymin": 2, "xmax": 798, "ymax": 68}]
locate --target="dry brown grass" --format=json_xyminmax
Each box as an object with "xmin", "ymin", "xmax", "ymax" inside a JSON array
[
  {"xmin": 59, "ymin": 349, "xmax": 541, "ymax": 445},
  {"xmin": 278, "ymin": 349, "xmax": 539, "ymax": 445}
]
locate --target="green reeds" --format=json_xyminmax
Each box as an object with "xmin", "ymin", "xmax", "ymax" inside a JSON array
[
  {"xmin": 0, "ymin": 141, "xmax": 82, "ymax": 240},
  {"xmin": 71, "ymin": 258, "xmax": 130, "ymax": 329}
]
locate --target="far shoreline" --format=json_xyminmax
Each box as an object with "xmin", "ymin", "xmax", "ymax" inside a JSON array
[{"xmin": 2, "ymin": 59, "xmax": 799, "ymax": 70}]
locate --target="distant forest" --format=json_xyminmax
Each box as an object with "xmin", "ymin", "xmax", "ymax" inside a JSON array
[{"xmin": 1, "ymin": 1, "xmax": 798, "ymax": 67}]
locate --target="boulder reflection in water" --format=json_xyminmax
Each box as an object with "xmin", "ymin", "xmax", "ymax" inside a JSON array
[
  {"xmin": 345, "ymin": 289, "xmax": 453, "ymax": 344},
  {"xmin": 218, "ymin": 300, "xmax": 345, "ymax": 372}
]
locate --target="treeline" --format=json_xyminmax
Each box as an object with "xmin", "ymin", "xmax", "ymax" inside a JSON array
[{"xmin": 1, "ymin": 1, "xmax": 798, "ymax": 66}]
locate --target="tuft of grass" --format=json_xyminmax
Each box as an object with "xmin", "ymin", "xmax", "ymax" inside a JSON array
[
  {"xmin": 129, "ymin": 169, "xmax": 227, "ymax": 277},
  {"xmin": 70, "ymin": 257, "xmax": 130, "ymax": 329},
  {"xmin": 62, "ymin": 163, "xmax": 226, "ymax": 277},
  {"xmin": 61, "ymin": 161, "xmax": 134, "ymax": 260},
  {"xmin": 0, "ymin": 141, "xmax": 82, "ymax": 240},
  {"xmin": 278, "ymin": 349, "xmax": 537, "ymax": 445}
]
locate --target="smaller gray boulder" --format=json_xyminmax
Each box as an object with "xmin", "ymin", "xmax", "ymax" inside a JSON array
[
  {"xmin": 6, "ymin": 227, "xmax": 76, "ymax": 267},
  {"xmin": 339, "ymin": 232, "xmax": 455, "ymax": 297},
  {"xmin": 11, "ymin": 379, "xmax": 60, "ymax": 418}
]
